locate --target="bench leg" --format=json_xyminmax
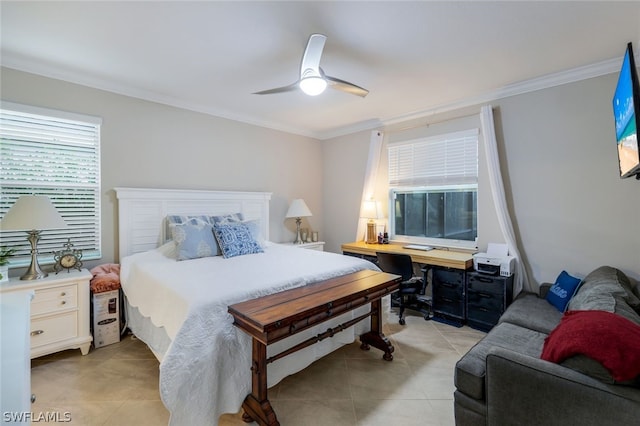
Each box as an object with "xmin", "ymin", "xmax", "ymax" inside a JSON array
[
  {"xmin": 241, "ymin": 338, "xmax": 279, "ymax": 426},
  {"xmin": 359, "ymin": 299, "xmax": 394, "ymax": 361}
]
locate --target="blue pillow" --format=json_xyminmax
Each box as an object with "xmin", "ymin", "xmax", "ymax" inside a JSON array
[
  {"xmin": 213, "ymin": 222, "xmax": 263, "ymax": 259},
  {"xmin": 172, "ymin": 220, "xmax": 219, "ymax": 261},
  {"xmin": 546, "ymin": 270, "xmax": 582, "ymax": 312}
]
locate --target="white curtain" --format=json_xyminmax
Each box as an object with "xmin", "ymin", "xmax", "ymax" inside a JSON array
[
  {"xmin": 480, "ymin": 105, "xmax": 531, "ymax": 294},
  {"xmin": 356, "ymin": 130, "xmax": 384, "ymax": 241}
]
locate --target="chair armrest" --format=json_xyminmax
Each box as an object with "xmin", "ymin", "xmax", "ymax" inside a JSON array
[{"xmin": 486, "ymin": 347, "xmax": 640, "ymax": 426}]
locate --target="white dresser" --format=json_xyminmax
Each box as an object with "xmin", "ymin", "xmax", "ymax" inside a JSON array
[
  {"xmin": 0, "ymin": 269, "xmax": 93, "ymax": 358},
  {"xmin": 0, "ymin": 289, "xmax": 33, "ymax": 424}
]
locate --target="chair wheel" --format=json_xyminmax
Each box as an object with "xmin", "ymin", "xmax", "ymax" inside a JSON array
[{"xmin": 399, "ymin": 318, "xmax": 406, "ymax": 325}]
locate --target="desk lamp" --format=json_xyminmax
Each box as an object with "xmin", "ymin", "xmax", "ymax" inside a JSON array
[
  {"xmin": 361, "ymin": 200, "xmax": 382, "ymax": 244},
  {"xmin": 286, "ymin": 199, "xmax": 312, "ymax": 244},
  {"xmin": 0, "ymin": 195, "xmax": 68, "ymax": 280}
]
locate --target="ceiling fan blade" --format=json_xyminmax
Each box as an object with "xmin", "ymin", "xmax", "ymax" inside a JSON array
[
  {"xmin": 300, "ymin": 34, "xmax": 326, "ymax": 77},
  {"xmin": 325, "ymin": 75, "xmax": 369, "ymax": 98},
  {"xmin": 253, "ymin": 82, "xmax": 300, "ymax": 95}
]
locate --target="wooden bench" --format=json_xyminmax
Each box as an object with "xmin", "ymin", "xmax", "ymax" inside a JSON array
[{"xmin": 228, "ymin": 269, "xmax": 402, "ymax": 426}]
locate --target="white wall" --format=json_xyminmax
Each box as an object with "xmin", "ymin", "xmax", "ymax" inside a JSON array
[
  {"xmin": 321, "ymin": 73, "xmax": 640, "ymax": 286},
  {"xmin": 3, "ymin": 67, "xmax": 638, "ymax": 287},
  {"xmin": 1, "ymin": 67, "xmax": 324, "ymax": 268},
  {"xmin": 492, "ymin": 73, "xmax": 640, "ymax": 284}
]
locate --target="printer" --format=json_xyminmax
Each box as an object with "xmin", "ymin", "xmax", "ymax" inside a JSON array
[{"xmin": 473, "ymin": 243, "xmax": 515, "ymax": 277}]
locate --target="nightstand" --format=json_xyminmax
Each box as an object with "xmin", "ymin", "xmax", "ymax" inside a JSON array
[
  {"xmin": 282, "ymin": 241, "xmax": 325, "ymax": 251},
  {"xmin": 0, "ymin": 269, "xmax": 93, "ymax": 358}
]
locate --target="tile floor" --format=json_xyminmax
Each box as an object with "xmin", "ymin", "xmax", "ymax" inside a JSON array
[{"xmin": 31, "ymin": 313, "xmax": 485, "ymax": 426}]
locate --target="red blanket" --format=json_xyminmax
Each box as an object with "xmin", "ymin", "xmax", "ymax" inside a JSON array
[{"xmin": 541, "ymin": 310, "xmax": 640, "ymax": 382}]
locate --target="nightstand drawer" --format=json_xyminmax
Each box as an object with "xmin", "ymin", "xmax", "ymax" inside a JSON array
[
  {"xmin": 30, "ymin": 312, "xmax": 77, "ymax": 347},
  {"xmin": 32, "ymin": 284, "xmax": 77, "ymax": 316}
]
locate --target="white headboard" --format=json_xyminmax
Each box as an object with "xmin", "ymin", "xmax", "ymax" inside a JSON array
[{"xmin": 114, "ymin": 187, "xmax": 272, "ymax": 259}]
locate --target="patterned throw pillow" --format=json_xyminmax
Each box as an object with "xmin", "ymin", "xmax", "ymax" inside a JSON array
[
  {"xmin": 213, "ymin": 222, "xmax": 263, "ymax": 259},
  {"xmin": 211, "ymin": 213, "xmax": 244, "ymax": 225},
  {"xmin": 172, "ymin": 219, "xmax": 219, "ymax": 261}
]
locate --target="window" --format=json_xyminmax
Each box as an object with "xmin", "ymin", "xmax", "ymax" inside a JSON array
[
  {"xmin": 0, "ymin": 102, "xmax": 102, "ymax": 266},
  {"xmin": 388, "ymin": 129, "xmax": 478, "ymax": 249}
]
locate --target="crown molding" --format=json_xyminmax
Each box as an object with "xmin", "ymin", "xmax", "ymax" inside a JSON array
[
  {"xmin": 1, "ymin": 53, "xmax": 626, "ymax": 141},
  {"xmin": 316, "ymin": 57, "xmax": 624, "ymax": 140},
  {"xmin": 0, "ymin": 54, "xmax": 318, "ymax": 139}
]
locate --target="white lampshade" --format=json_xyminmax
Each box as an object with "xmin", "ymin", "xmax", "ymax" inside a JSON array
[
  {"xmin": 1, "ymin": 195, "xmax": 68, "ymax": 280},
  {"xmin": 286, "ymin": 199, "xmax": 313, "ymax": 219},
  {"xmin": 361, "ymin": 200, "xmax": 382, "ymax": 220},
  {"xmin": 0, "ymin": 195, "xmax": 68, "ymax": 231}
]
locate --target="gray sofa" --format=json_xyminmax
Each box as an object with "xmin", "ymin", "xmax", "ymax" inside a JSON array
[{"xmin": 454, "ymin": 266, "xmax": 640, "ymax": 426}]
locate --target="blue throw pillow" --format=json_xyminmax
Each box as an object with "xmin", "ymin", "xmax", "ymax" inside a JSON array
[
  {"xmin": 546, "ymin": 270, "xmax": 582, "ymax": 312},
  {"xmin": 172, "ymin": 220, "xmax": 219, "ymax": 261},
  {"xmin": 213, "ymin": 222, "xmax": 263, "ymax": 259}
]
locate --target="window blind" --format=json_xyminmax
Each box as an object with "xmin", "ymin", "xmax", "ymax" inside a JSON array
[
  {"xmin": 0, "ymin": 103, "xmax": 102, "ymax": 266},
  {"xmin": 388, "ymin": 129, "xmax": 479, "ymax": 187}
]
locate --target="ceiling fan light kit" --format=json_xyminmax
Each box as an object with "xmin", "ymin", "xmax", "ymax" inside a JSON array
[
  {"xmin": 299, "ymin": 76, "xmax": 327, "ymax": 96},
  {"xmin": 254, "ymin": 33, "xmax": 368, "ymax": 98}
]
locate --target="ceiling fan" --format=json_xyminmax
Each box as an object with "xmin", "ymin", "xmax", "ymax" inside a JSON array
[{"xmin": 253, "ymin": 33, "xmax": 369, "ymax": 98}]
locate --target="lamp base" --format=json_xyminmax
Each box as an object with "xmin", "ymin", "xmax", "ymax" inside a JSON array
[
  {"xmin": 366, "ymin": 222, "xmax": 377, "ymax": 244},
  {"xmin": 20, "ymin": 265, "xmax": 48, "ymax": 280},
  {"xmin": 293, "ymin": 217, "xmax": 303, "ymax": 244},
  {"xmin": 20, "ymin": 230, "xmax": 48, "ymax": 280}
]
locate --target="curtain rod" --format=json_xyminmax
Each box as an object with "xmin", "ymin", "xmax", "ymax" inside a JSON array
[{"xmin": 387, "ymin": 110, "xmax": 482, "ymax": 133}]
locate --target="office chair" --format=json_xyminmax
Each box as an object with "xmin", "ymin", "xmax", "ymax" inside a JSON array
[{"xmin": 376, "ymin": 252, "xmax": 432, "ymax": 325}]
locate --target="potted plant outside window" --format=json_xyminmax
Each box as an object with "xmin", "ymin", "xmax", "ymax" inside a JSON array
[{"xmin": 0, "ymin": 247, "xmax": 15, "ymax": 283}]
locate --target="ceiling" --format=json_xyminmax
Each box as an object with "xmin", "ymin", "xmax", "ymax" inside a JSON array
[{"xmin": 1, "ymin": 1, "xmax": 639, "ymax": 139}]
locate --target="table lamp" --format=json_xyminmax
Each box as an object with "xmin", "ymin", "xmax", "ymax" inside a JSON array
[
  {"xmin": 286, "ymin": 199, "xmax": 312, "ymax": 244},
  {"xmin": 0, "ymin": 195, "xmax": 68, "ymax": 280},
  {"xmin": 361, "ymin": 200, "xmax": 382, "ymax": 244}
]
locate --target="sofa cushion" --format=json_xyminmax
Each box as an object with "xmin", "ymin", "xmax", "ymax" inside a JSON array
[
  {"xmin": 455, "ymin": 322, "xmax": 547, "ymax": 401},
  {"xmin": 570, "ymin": 266, "xmax": 640, "ymax": 313},
  {"xmin": 562, "ymin": 355, "xmax": 640, "ymax": 387},
  {"xmin": 568, "ymin": 267, "xmax": 640, "ymax": 325},
  {"xmin": 498, "ymin": 292, "xmax": 562, "ymax": 334}
]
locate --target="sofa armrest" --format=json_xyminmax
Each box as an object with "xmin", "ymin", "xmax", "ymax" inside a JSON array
[
  {"xmin": 538, "ymin": 282, "xmax": 552, "ymax": 298},
  {"xmin": 486, "ymin": 347, "xmax": 640, "ymax": 426}
]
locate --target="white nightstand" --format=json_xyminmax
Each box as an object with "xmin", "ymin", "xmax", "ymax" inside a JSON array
[
  {"xmin": 0, "ymin": 269, "xmax": 93, "ymax": 358},
  {"xmin": 282, "ymin": 241, "xmax": 325, "ymax": 251}
]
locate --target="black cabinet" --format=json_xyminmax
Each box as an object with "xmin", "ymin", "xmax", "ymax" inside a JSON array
[
  {"xmin": 432, "ymin": 267, "xmax": 466, "ymax": 326},
  {"xmin": 466, "ymin": 272, "xmax": 513, "ymax": 331}
]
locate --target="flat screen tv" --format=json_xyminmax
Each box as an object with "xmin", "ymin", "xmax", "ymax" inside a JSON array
[{"xmin": 612, "ymin": 42, "xmax": 640, "ymax": 179}]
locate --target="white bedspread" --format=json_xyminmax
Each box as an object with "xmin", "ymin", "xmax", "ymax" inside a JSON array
[{"xmin": 120, "ymin": 243, "xmax": 379, "ymax": 425}]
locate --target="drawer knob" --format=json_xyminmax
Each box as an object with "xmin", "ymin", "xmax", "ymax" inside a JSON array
[
  {"xmin": 61, "ymin": 301, "xmax": 66, "ymax": 305},
  {"xmin": 61, "ymin": 292, "xmax": 66, "ymax": 296},
  {"xmin": 31, "ymin": 330, "xmax": 44, "ymax": 336}
]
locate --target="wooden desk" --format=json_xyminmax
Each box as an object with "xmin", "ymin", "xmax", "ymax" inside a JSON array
[
  {"xmin": 342, "ymin": 242, "xmax": 475, "ymax": 326},
  {"xmin": 341, "ymin": 241, "xmax": 474, "ymax": 270},
  {"xmin": 228, "ymin": 270, "xmax": 402, "ymax": 426}
]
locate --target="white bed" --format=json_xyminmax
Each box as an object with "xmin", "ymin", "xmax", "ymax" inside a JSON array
[{"xmin": 115, "ymin": 188, "xmax": 380, "ymax": 425}]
